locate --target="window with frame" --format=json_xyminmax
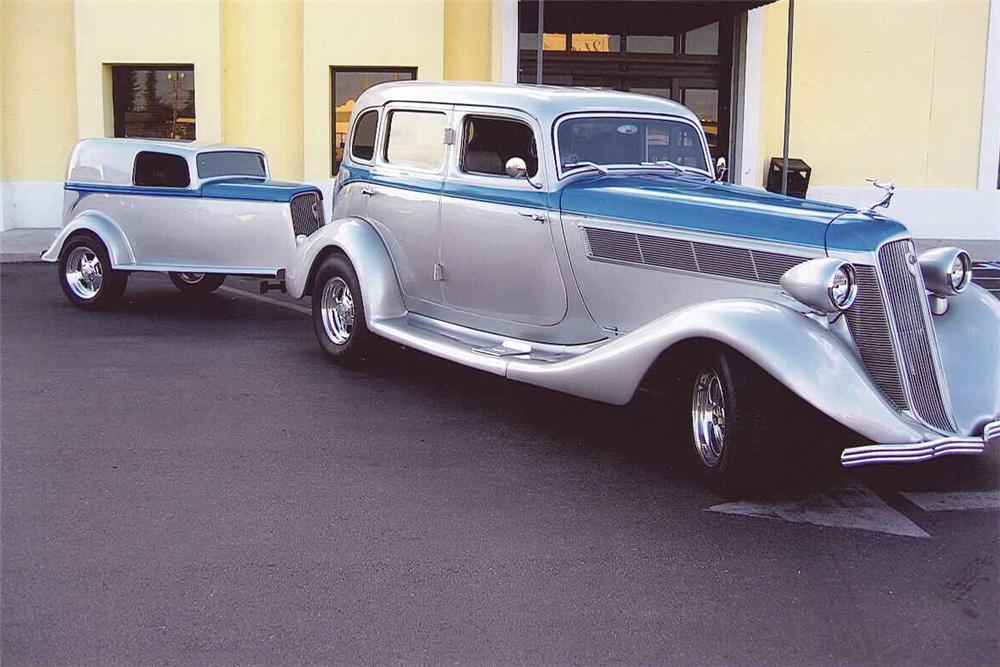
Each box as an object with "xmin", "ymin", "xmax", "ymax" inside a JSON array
[
  {"xmin": 350, "ymin": 110, "xmax": 379, "ymax": 163},
  {"xmin": 133, "ymin": 151, "xmax": 191, "ymax": 188},
  {"xmin": 384, "ymin": 110, "xmax": 447, "ymax": 171},
  {"xmin": 111, "ymin": 65, "xmax": 196, "ymax": 140},
  {"xmin": 196, "ymin": 151, "xmax": 266, "ymax": 179},
  {"xmin": 331, "ymin": 67, "xmax": 416, "ymax": 173},
  {"xmin": 461, "ymin": 116, "xmax": 538, "ymax": 178}
]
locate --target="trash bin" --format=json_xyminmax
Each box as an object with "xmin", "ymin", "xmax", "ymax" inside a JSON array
[{"xmin": 766, "ymin": 158, "xmax": 811, "ymax": 198}]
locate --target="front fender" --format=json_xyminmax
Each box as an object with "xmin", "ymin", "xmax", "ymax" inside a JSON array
[
  {"xmin": 507, "ymin": 298, "xmax": 936, "ymax": 444},
  {"xmin": 40, "ymin": 212, "xmax": 136, "ymax": 266},
  {"xmin": 285, "ymin": 217, "xmax": 406, "ymax": 325},
  {"xmin": 933, "ymin": 284, "xmax": 1000, "ymax": 436}
]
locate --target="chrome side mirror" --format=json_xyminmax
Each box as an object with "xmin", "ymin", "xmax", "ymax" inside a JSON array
[
  {"xmin": 505, "ymin": 157, "xmax": 528, "ymax": 179},
  {"xmin": 715, "ymin": 156, "xmax": 728, "ymax": 181}
]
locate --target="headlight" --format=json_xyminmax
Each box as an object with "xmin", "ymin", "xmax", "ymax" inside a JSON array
[
  {"xmin": 919, "ymin": 247, "xmax": 972, "ymax": 296},
  {"xmin": 780, "ymin": 258, "xmax": 858, "ymax": 313},
  {"xmin": 828, "ymin": 264, "xmax": 857, "ymax": 310}
]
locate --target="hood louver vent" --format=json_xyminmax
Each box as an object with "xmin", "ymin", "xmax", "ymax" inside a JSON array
[{"xmin": 583, "ymin": 226, "xmax": 808, "ymax": 285}]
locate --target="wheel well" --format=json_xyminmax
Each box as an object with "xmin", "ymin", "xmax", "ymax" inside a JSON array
[
  {"xmin": 640, "ymin": 337, "xmax": 718, "ymax": 394},
  {"xmin": 302, "ymin": 245, "xmax": 347, "ymax": 297},
  {"xmin": 59, "ymin": 229, "xmax": 105, "ymax": 260}
]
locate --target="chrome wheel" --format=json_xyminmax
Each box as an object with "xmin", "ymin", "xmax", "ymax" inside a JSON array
[
  {"xmin": 692, "ymin": 369, "xmax": 727, "ymax": 468},
  {"xmin": 320, "ymin": 277, "xmax": 355, "ymax": 345},
  {"xmin": 176, "ymin": 272, "xmax": 205, "ymax": 284},
  {"xmin": 65, "ymin": 246, "xmax": 104, "ymax": 300}
]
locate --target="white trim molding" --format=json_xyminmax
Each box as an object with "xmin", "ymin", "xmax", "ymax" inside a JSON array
[
  {"xmin": 493, "ymin": 0, "xmax": 518, "ymax": 84},
  {"xmin": 979, "ymin": 0, "xmax": 1000, "ymax": 192},
  {"xmin": 0, "ymin": 181, "xmax": 65, "ymax": 231},
  {"xmin": 737, "ymin": 7, "xmax": 764, "ymax": 188}
]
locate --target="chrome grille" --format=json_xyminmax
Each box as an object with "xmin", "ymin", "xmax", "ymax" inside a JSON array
[
  {"xmin": 844, "ymin": 266, "xmax": 908, "ymax": 410},
  {"xmin": 877, "ymin": 240, "xmax": 952, "ymax": 431},
  {"xmin": 290, "ymin": 192, "xmax": 322, "ymax": 237},
  {"xmin": 583, "ymin": 226, "xmax": 808, "ymax": 285}
]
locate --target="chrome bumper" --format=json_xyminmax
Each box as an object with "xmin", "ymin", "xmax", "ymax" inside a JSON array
[{"xmin": 841, "ymin": 419, "xmax": 1000, "ymax": 467}]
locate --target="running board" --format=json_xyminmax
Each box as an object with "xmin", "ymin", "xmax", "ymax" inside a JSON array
[{"xmin": 369, "ymin": 313, "xmax": 602, "ymax": 377}]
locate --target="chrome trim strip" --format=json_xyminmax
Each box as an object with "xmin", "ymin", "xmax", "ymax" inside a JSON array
[{"xmin": 842, "ymin": 418, "xmax": 999, "ymax": 467}]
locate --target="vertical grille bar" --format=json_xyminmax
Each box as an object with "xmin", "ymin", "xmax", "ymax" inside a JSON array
[{"xmin": 877, "ymin": 240, "xmax": 952, "ymax": 431}]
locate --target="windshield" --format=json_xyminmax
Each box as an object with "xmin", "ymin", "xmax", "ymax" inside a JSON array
[
  {"xmin": 196, "ymin": 151, "xmax": 266, "ymax": 179},
  {"xmin": 557, "ymin": 116, "xmax": 709, "ymax": 175}
]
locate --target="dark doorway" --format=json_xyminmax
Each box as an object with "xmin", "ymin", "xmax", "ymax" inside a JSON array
[{"xmin": 518, "ymin": 1, "xmax": 747, "ymax": 165}]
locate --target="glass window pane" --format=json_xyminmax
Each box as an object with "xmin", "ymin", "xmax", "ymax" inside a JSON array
[
  {"xmin": 683, "ymin": 88, "xmax": 719, "ymax": 154},
  {"xmin": 196, "ymin": 151, "xmax": 266, "ymax": 179},
  {"xmin": 571, "ymin": 33, "xmax": 620, "ymax": 53},
  {"xmin": 112, "ymin": 66, "xmax": 195, "ymax": 140},
  {"xmin": 462, "ymin": 116, "xmax": 538, "ymax": 178},
  {"xmin": 626, "ymin": 35, "xmax": 674, "ymax": 54},
  {"xmin": 332, "ymin": 68, "xmax": 415, "ymax": 172},
  {"xmin": 351, "ymin": 110, "xmax": 379, "ymax": 162},
  {"xmin": 133, "ymin": 151, "xmax": 190, "ymax": 188},
  {"xmin": 385, "ymin": 111, "xmax": 447, "ymax": 171},
  {"xmin": 557, "ymin": 116, "xmax": 708, "ymax": 172},
  {"xmin": 629, "ymin": 86, "xmax": 672, "ymax": 100},
  {"xmin": 684, "ymin": 21, "xmax": 719, "ymax": 55},
  {"xmin": 543, "ymin": 33, "xmax": 567, "ymax": 51}
]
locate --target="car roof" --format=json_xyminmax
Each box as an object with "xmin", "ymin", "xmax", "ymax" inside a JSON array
[
  {"xmin": 354, "ymin": 81, "xmax": 701, "ymax": 126},
  {"xmin": 73, "ymin": 138, "xmax": 264, "ymax": 157}
]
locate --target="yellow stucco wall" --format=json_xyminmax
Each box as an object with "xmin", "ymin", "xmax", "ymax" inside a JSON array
[
  {"xmin": 222, "ymin": 0, "xmax": 303, "ymax": 180},
  {"xmin": 444, "ymin": 0, "xmax": 493, "ymax": 81},
  {"xmin": 302, "ymin": 0, "xmax": 445, "ymax": 181},
  {"xmin": 73, "ymin": 0, "xmax": 223, "ymax": 143},
  {"xmin": 759, "ymin": 0, "xmax": 989, "ymax": 189},
  {"xmin": 2, "ymin": 0, "xmax": 78, "ymax": 180}
]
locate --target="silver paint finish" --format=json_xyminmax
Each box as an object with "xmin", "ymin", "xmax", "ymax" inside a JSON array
[
  {"xmin": 918, "ymin": 246, "xmax": 972, "ymax": 296},
  {"xmin": 779, "ymin": 258, "xmax": 857, "ymax": 313}
]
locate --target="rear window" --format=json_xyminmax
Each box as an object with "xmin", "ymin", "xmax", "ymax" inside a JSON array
[
  {"xmin": 133, "ymin": 151, "xmax": 191, "ymax": 188},
  {"xmin": 196, "ymin": 151, "xmax": 266, "ymax": 179},
  {"xmin": 351, "ymin": 110, "xmax": 379, "ymax": 163}
]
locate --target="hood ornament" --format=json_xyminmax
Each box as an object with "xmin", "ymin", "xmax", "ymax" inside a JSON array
[{"xmin": 863, "ymin": 178, "xmax": 895, "ymax": 213}]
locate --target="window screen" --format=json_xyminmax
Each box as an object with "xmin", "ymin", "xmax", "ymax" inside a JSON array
[
  {"xmin": 384, "ymin": 110, "xmax": 447, "ymax": 171},
  {"xmin": 462, "ymin": 116, "xmax": 538, "ymax": 178},
  {"xmin": 351, "ymin": 110, "xmax": 379, "ymax": 162},
  {"xmin": 196, "ymin": 151, "xmax": 266, "ymax": 179},
  {"xmin": 133, "ymin": 151, "xmax": 191, "ymax": 188}
]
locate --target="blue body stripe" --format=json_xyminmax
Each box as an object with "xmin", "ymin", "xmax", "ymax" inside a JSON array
[
  {"xmin": 354, "ymin": 164, "xmax": 910, "ymax": 253},
  {"xmin": 65, "ymin": 178, "xmax": 320, "ymax": 203}
]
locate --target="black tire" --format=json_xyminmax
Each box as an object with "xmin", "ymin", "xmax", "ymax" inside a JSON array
[
  {"xmin": 57, "ymin": 233, "xmax": 128, "ymax": 309},
  {"xmin": 168, "ymin": 272, "xmax": 226, "ymax": 293},
  {"xmin": 311, "ymin": 253, "xmax": 376, "ymax": 364},
  {"xmin": 683, "ymin": 348, "xmax": 788, "ymax": 497}
]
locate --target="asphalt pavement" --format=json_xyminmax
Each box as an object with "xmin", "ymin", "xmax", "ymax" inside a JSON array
[{"xmin": 2, "ymin": 262, "xmax": 998, "ymax": 666}]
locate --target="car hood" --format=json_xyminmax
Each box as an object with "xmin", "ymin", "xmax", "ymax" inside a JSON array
[{"xmin": 558, "ymin": 174, "xmax": 908, "ymax": 253}]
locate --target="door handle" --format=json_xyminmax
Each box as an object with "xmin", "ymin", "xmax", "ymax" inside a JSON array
[
  {"xmin": 518, "ymin": 211, "xmax": 547, "ymax": 223},
  {"xmin": 361, "ymin": 186, "xmax": 376, "ymax": 197}
]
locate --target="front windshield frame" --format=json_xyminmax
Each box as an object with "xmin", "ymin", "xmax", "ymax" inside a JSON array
[{"xmin": 552, "ymin": 112, "xmax": 713, "ymax": 180}]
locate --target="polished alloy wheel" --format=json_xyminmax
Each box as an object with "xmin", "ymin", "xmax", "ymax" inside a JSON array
[
  {"xmin": 320, "ymin": 277, "xmax": 355, "ymax": 345},
  {"xmin": 176, "ymin": 272, "xmax": 206, "ymax": 284},
  {"xmin": 692, "ymin": 369, "xmax": 727, "ymax": 468},
  {"xmin": 65, "ymin": 246, "xmax": 104, "ymax": 300}
]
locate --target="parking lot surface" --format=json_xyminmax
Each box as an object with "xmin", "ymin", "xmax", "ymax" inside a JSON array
[{"xmin": 2, "ymin": 262, "xmax": 998, "ymax": 666}]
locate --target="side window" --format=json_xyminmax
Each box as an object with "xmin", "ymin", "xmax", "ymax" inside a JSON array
[
  {"xmin": 384, "ymin": 110, "xmax": 447, "ymax": 171},
  {"xmin": 133, "ymin": 151, "xmax": 190, "ymax": 188},
  {"xmin": 351, "ymin": 110, "xmax": 379, "ymax": 163},
  {"xmin": 461, "ymin": 116, "xmax": 538, "ymax": 178}
]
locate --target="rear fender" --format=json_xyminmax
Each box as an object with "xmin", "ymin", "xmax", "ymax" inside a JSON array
[
  {"xmin": 40, "ymin": 212, "xmax": 135, "ymax": 266},
  {"xmin": 285, "ymin": 217, "xmax": 406, "ymax": 324},
  {"xmin": 507, "ymin": 298, "xmax": 936, "ymax": 444}
]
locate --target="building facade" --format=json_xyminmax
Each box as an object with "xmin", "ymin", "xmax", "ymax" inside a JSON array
[{"xmin": 1, "ymin": 0, "xmax": 997, "ymax": 241}]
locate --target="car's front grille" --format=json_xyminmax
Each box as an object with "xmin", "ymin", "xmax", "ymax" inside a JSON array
[
  {"xmin": 877, "ymin": 240, "xmax": 952, "ymax": 431},
  {"xmin": 290, "ymin": 192, "xmax": 322, "ymax": 237},
  {"xmin": 845, "ymin": 240, "xmax": 953, "ymax": 431},
  {"xmin": 582, "ymin": 226, "xmax": 809, "ymax": 285}
]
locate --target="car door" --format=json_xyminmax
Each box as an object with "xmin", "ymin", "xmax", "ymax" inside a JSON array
[
  {"xmin": 438, "ymin": 108, "xmax": 567, "ymax": 326},
  {"xmin": 365, "ymin": 102, "xmax": 451, "ymax": 308}
]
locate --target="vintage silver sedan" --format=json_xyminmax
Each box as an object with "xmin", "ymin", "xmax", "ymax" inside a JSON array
[
  {"xmin": 286, "ymin": 82, "xmax": 999, "ymax": 494},
  {"xmin": 42, "ymin": 138, "xmax": 323, "ymax": 307}
]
